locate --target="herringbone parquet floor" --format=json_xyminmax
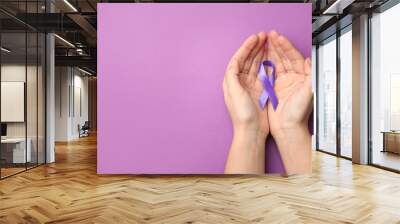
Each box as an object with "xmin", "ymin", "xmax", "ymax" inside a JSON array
[{"xmin": 1, "ymin": 134, "xmax": 400, "ymax": 224}]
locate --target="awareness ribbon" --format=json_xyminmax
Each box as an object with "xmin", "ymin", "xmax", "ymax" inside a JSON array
[{"xmin": 258, "ymin": 60, "xmax": 278, "ymax": 110}]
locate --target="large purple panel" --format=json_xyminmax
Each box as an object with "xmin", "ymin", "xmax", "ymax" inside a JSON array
[{"xmin": 98, "ymin": 3, "xmax": 311, "ymax": 174}]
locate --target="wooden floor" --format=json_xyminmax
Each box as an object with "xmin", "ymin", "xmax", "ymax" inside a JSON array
[
  {"xmin": 1, "ymin": 134, "xmax": 400, "ymax": 223},
  {"xmin": 372, "ymin": 150, "xmax": 400, "ymax": 171},
  {"xmin": 1, "ymin": 167, "xmax": 26, "ymax": 178}
]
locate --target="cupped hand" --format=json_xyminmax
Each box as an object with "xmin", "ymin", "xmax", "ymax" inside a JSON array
[
  {"xmin": 265, "ymin": 31, "xmax": 313, "ymax": 174},
  {"xmin": 223, "ymin": 32, "xmax": 269, "ymax": 174},
  {"xmin": 222, "ymin": 32, "xmax": 269, "ymax": 138},
  {"xmin": 266, "ymin": 31, "xmax": 313, "ymax": 139}
]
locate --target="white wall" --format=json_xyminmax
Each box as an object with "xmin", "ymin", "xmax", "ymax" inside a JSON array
[
  {"xmin": 55, "ymin": 67, "xmax": 89, "ymax": 141},
  {"xmin": 70, "ymin": 73, "xmax": 89, "ymax": 138},
  {"xmin": 55, "ymin": 66, "xmax": 70, "ymax": 141}
]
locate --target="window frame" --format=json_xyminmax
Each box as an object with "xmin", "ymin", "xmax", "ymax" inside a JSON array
[{"xmin": 315, "ymin": 23, "xmax": 353, "ymax": 160}]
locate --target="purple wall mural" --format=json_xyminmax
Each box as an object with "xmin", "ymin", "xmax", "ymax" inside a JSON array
[{"xmin": 98, "ymin": 3, "xmax": 311, "ymax": 174}]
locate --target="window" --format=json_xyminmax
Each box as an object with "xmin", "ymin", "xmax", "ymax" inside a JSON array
[
  {"xmin": 339, "ymin": 28, "xmax": 352, "ymax": 158},
  {"xmin": 317, "ymin": 36, "xmax": 337, "ymax": 154},
  {"xmin": 312, "ymin": 45, "xmax": 317, "ymax": 150},
  {"xmin": 370, "ymin": 2, "xmax": 400, "ymax": 171},
  {"xmin": 0, "ymin": 1, "xmax": 47, "ymax": 179}
]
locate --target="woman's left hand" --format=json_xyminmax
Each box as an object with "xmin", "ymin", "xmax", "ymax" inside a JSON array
[
  {"xmin": 223, "ymin": 32, "xmax": 269, "ymax": 139},
  {"xmin": 223, "ymin": 32, "xmax": 269, "ymax": 174}
]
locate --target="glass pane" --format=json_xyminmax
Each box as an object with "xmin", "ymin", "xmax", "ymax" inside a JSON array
[
  {"xmin": 27, "ymin": 31, "xmax": 38, "ymax": 169},
  {"xmin": 38, "ymin": 33, "xmax": 45, "ymax": 165},
  {"xmin": 1, "ymin": 31, "xmax": 27, "ymax": 177},
  {"xmin": 339, "ymin": 29, "xmax": 352, "ymax": 158},
  {"xmin": 312, "ymin": 45, "xmax": 317, "ymax": 151},
  {"xmin": 317, "ymin": 37, "xmax": 337, "ymax": 154},
  {"xmin": 371, "ymin": 4, "xmax": 400, "ymax": 171}
]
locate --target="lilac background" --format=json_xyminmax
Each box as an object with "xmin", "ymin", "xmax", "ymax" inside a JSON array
[{"xmin": 98, "ymin": 3, "xmax": 311, "ymax": 174}]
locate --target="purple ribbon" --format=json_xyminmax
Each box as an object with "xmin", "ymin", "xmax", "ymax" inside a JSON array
[{"xmin": 258, "ymin": 60, "xmax": 278, "ymax": 110}]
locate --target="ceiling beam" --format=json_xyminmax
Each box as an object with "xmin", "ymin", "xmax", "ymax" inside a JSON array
[
  {"xmin": 55, "ymin": 55, "xmax": 96, "ymax": 70},
  {"xmin": 323, "ymin": 0, "xmax": 356, "ymax": 14},
  {"xmin": 67, "ymin": 13, "xmax": 97, "ymax": 46}
]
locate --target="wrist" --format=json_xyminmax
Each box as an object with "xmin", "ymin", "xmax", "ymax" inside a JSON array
[
  {"xmin": 233, "ymin": 125, "xmax": 267, "ymax": 147},
  {"xmin": 272, "ymin": 124, "xmax": 312, "ymax": 174},
  {"xmin": 225, "ymin": 126, "xmax": 266, "ymax": 174},
  {"xmin": 271, "ymin": 122, "xmax": 308, "ymax": 142}
]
